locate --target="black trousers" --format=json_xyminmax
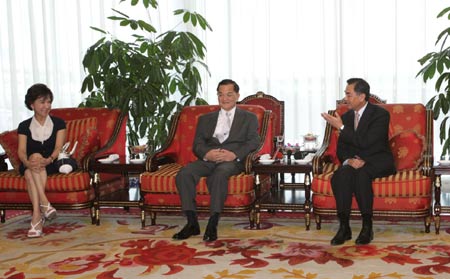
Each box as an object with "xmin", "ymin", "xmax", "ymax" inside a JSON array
[{"xmin": 331, "ymin": 165, "xmax": 373, "ymax": 216}]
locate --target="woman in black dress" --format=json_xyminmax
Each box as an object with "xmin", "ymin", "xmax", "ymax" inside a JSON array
[{"xmin": 17, "ymin": 84, "xmax": 66, "ymax": 238}]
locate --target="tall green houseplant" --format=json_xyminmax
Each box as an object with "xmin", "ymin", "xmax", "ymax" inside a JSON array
[
  {"xmin": 80, "ymin": 0, "xmax": 211, "ymax": 151},
  {"xmin": 417, "ymin": 6, "xmax": 450, "ymax": 156}
]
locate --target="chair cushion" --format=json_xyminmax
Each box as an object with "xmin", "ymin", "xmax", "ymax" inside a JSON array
[
  {"xmin": 65, "ymin": 117, "xmax": 100, "ymax": 165},
  {"xmin": 0, "ymin": 130, "xmax": 20, "ymax": 171},
  {"xmin": 311, "ymin": 163, "xmax": 432, "ymax": 198},
  {"xmin": 0, "ymin": 170, "xmax": 91, "ymax": 192},
  {"xmin": 140, "ymin": 163, "xmax": 255, "ymax": 195},
  {"xmin": 389, "ymin": 130, "xmax": 425, "ymax": 171}
]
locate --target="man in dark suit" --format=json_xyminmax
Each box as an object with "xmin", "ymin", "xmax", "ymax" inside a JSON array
[
  {"xmin": 172, "ymin": 79, "xmax": 260, "ymax": 242},
  {"xmin": 321, "ymin": 78, "xmax": 396, "ymax": 245}
]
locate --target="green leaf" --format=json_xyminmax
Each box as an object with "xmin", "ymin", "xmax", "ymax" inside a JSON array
[
  {"xmin": 108, "ymin": 16, "xmax": 127, "ymax": 21},
  {"xmin": 437, "ymin": 6, "xmax": 450, "ymax": 18},
  {"xmin": 183, "ymin": 11, "xmax": 191, "ymax": 23},
  {"xmin": 111, "ymin": 8, "xmax": 130, "ymax": 18},
  {"xmin": 174, "ymin": 9, "xmax": 184, "ymax": 15},
  {"xmin": 195, "ymin": 13, "xmax": 213, "ymax": 31},
  {"xmin": 89, "ymin": 26, "xmax": 107, "ymax": 34},
  {"xmin": 435, "ymin": 27, "xmax": 450, "ymax": 46},
  {"xmin": 191, "ymin": 14, "xmax": 197, "ymax": 26},
  {"xmin": 137, "ymin": 20, "xmax": 157, "ymax": 33}
]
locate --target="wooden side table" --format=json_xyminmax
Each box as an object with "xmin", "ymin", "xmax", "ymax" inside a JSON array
[
  {"xmin": 433, "ymin": 164, "xmax": 450, "ymax": 234},
  {"xmin": 90, "ymin": 156, "xmax": 146, "ymax": 225},
  {"xmin": 253, "ymin": 161, "xmax": 312, "ymax": 230}
]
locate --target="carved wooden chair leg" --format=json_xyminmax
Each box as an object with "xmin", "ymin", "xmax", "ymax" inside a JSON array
[
  {"xmin": 315, "ymin": 214, "xmax": 321, "ymax": 230},
  {"xmin": 141, "ymin": 209, "xmax": 146, "ymax": 228},
  {"xmin": 95, "ymin": 208, "xmax": 100, "ymax": 226},
  {"xmin": 249, "ymin": 208, "xmax": 255, "ymax": 228},
  {"xmin": 425, "ymin": 215, "xmax": 431, "ymax": 233},
  {"xmin": 90, "ymin": 207, "xmax": 96, "ymax": 225},
  {"xmin": 151, "ymin": 211, "xmax": 157, "ymax": 225}
]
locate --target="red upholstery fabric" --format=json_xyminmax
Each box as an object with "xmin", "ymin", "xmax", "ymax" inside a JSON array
[
  {"xmin": 50, "ymin": 108, "xmax": 127, "ymax": 157},
  {"xmin": 0, "ymin": 130, "xmax": 19, "ymax": 170},
  {"xmin": 312, "ymin": 195, "xmax": 432, "ymax": 212},
  {"xmin": 389, "ymin": 130, "xmax": 425, "ymax": 171},
  {"xmin": 65, "ymin": 117, "xmax": 100, "ymax": 165},
  {"xmin": 143, "ymin": 193, "xmax": 255, "ymax": 208},
  {"xmin": 0, "ymin": 190, "xmax": 95, "ymax": 205}
]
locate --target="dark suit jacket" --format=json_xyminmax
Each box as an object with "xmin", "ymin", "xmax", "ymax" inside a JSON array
[
  {"xmin": 193, "ymin": 107, "xmax": 260, "ymax": 162},
  {"xmin": 337, "ymin": 102, "xmax": 396, "ymax": 178}
]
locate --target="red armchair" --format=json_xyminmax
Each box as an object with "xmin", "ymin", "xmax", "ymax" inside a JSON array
[
  {"xmin": 0, "ymin": 107, "xmax": 127, "ymax": 224},
  {"xmin": 139, "ymin": 105, "xmax": 273, "ymax": 228},
  {"xmin": 312, "ymin": 103, "xmax": 434, "ymax": 233}
]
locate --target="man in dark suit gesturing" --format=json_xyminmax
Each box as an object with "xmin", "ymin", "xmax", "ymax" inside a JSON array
[
  {"xmin": 321, "ymin": 78, "xmax": 396, "ymax": 245},
  {"xmin": 173, "ymin": 79, "xmax": 260, "ymax": 242}
]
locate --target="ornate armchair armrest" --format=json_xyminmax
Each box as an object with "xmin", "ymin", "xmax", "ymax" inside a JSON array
[
  {"xmin": 145, "ymin": 153, "xmax": 176, "ymax": 172},
  {"xmin": 0, "ymin": 152, "xmax": 8, "ymax": 171},
  {"xmin": 244, "ymin": 150, "xmax": 260, "ymax": 174},
  {"xmin": 312, "ymin": 142, "xmax": 333, "ymax": 175}
]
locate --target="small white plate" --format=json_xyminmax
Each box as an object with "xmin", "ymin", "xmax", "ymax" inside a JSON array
[
  {"xmin": 294, "ymin": 159, "xmax": 311, "ymax": 165},
  {"xmin": 259, "ymin": 159, "xmax": 275, "ymax": 165},
  {"xmin": 130, "ymin": 158, "xmax": 145, "ymax": 164},
  {"xmin": 438, "ymin": 160, "xmax": 450, "ymax": 166}
]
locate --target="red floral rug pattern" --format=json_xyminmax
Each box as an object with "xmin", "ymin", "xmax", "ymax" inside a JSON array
[{"xmin": 1, "ymin": 210, "xmax": 449, "ymax": 279}]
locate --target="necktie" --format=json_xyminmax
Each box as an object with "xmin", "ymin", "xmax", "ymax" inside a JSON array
[
  {"xmin": 226, "ymin": 112, "xmax": 232, "ymax": 130},
  {"xmin": 354, "ymin": 112, "xmax": 360, "ymax": 130},
  {"xmin": 218, "ymin": 112, "xmax": 232, "ymax": 143}
]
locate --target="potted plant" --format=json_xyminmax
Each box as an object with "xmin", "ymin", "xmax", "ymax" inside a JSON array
[
  {"xmin": 80, "ymin": 0, "xmax": 212, "ymax": 151},
  {"xmin": 417, "ymin": 6, "xmax": 450, "ymax": 156}
]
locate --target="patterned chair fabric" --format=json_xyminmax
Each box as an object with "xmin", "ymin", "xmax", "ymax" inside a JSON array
[
  {"xmin": 311, "ymin": 103, "xmax": 434, "ymax": 233},
  {"xmin": 140, "ymin": 105, "xmax": 273, "ymax": 228},
  {"xmin": 0, "ymin": 107, "xmax": 127, "ymax": 223}
]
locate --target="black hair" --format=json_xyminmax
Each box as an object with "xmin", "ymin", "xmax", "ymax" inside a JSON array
[{"xmin": 216, "ymin": 79, "xmax": 240, "ymax": 93}]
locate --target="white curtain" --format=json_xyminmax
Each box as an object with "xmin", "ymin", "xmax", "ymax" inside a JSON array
[{"xmin": 0, "ymin": 0, "xmax": 447, "ymax": 152}]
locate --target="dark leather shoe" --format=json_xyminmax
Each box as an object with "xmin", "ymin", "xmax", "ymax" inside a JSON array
[
  {"xmin": 203, "ymin": 225, "xmax": 217, "ymax": 242},
  {"xmin": 330, "ymin": 225, "xmax": 352, "ymax": 246},
  {"xmin": 172, "ymin": 223, "xmax": 200, "ymax": 240},
  {"xmin": 355, "ymin": 226, "xmax": 373, "ymax": 245}
]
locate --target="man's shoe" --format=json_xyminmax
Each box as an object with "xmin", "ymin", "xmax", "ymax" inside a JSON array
[
  {"xmin": 203, "ymin": 225, "xmax": 218, "ymax": 242},
  {"xmin": 355, "ymin": 226, "xmax": 373, "ymax": 245},
  {"xmin": 330, "ymin": 225, "xmax": 352, "ymax": 246},
  {"xmin": 172, "ymin": 223, "xmax": 200, "ymax": 240}
]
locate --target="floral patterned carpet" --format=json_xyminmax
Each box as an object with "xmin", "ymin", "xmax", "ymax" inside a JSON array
[{"xmin": 1, "ymin": 209, "xmax": 450, "ymax": 279}]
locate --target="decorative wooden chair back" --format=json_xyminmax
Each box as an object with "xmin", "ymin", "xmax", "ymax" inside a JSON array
[{"xmin": 239, "ymin": 91, "xmax": 284, "ymax": 152}]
